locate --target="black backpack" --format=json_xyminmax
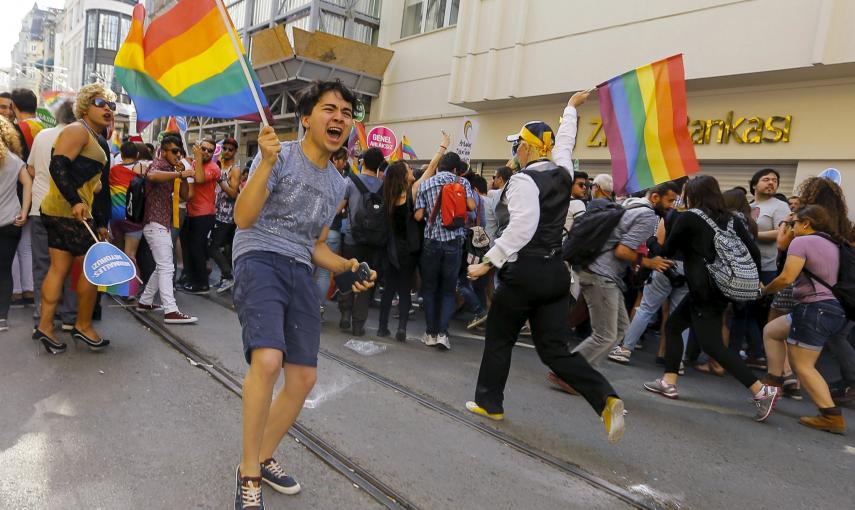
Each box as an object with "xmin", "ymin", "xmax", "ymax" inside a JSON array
[
  {"xmin": 562, "ymin": 200, "xmax": 650, "ymax": 268},
  {"xmin": 802, "ymin": 232, "xmax": 855, "ymax": 321},
  {"xmin": 125, "ymin": 165, "xmax": 146, "ymax": 223},
  {"xmin": 348, "ymin": 172, "xmax": 388, "ymax": 248}
]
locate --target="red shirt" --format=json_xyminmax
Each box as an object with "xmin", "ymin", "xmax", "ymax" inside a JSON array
[{"xmin": 187, "ymin": 160, "xmax": 220, "ymax": 217}]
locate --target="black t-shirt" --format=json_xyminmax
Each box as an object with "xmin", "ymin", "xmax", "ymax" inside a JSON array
[{"xmin": 663, "ymin": 210, "xmax": 761, "ymax": 305}]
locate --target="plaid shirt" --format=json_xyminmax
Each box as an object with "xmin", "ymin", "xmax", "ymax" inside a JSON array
[{"xmin": 415, "ymin": 171, "xmax": 475, "ymax": 242}]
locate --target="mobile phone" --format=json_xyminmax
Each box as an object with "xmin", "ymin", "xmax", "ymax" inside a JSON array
[{"xmin": 334, "ymin": 262, "xmax": 372, "ymax": 294}]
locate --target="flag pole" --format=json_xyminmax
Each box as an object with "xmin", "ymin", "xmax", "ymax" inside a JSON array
[{"xmin": 213, "ymin": 0, "xmax": 269, "ymax": 127}]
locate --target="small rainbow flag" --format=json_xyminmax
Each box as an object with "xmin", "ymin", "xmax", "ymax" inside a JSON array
[
  {"xmin": 597, "ymin": 54, "xmax": 699, "ymax": 195},
  {"xmin": 401, "ymin": 136, "xmax": 417, "ymax": 159},
  {"xmin": 109, "ymin": 130, "xmax": 121, "ymax": 154},
  {"xmin": 114, "ymin": 1, "xmax": 271, "ymax": 130},
  {"xmin": 98, "ymin": 278, "xmax": 141, "ymax": 298},
  {"xmin": 388, "ymin": 141, "xmax": 403, "ymax": 162}
]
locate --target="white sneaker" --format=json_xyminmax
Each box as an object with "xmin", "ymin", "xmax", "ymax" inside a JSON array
[
  {"xmin": 608, "ymin": 346, "xmax": 631, "ymax": 364},
  {"xmin": 436, "ymin": 334, "xmax": 450, "ymax": 350},
  {"xmin": 422, "ymin": 333, "xmax": 437, "ymax": 346}
]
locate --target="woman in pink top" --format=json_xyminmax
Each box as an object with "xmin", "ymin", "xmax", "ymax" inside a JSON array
[{"xmin": 762, "ymin": 205, "xmax": 848, "ymax": 434}]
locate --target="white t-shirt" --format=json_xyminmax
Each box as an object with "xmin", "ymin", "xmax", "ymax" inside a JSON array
[
  {"xmin": 26, "ymin": 125, "xmax": 64, "ymax": 217},
  {"xmin": 564, "ymin": 199, "xmax": 587, "ymax": 233},
  {"xmin": 750, "ymin": 197, "xmax": 791, "ymax": 272}
]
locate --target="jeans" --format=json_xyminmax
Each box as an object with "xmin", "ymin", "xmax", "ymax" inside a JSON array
[
  {"xmin": 184, "ymin": 214, "xmax": 215, "ymax": 287},
  {"xmin": 458, "ymin": 272, "xmax": 487, "ymax": 316},
  {"xmin": 11, "ymin": 220, "xmax": 32, "ymax": 294},
  {"xmin": 665, "ymin": 295, "xmax": 758, "ymax": 388},
  {"xmin": 420, "ymin": 238, "xmax": 463, "ymax": 336},
  {"xmin": 314, "ymin": 229, "xmax": 341, "ymax": 305},
  {"xmin": 575, "ymin": 270, "xmax": 629, "ymax": 367},
  {"xmin": 379, "ymin": 259, "xmax": 414, "ymax": 332},
  {"xmin": 0, "ymin": 224, "xmax": 22, "ymax": 319},
  {"xmin": 207, "ymin": 220, "xmax": 236, "ymax": 279},
  {"xmin": 475, "ymin": 257, "xmax": 618, "ymax": 415},
  {"xmin": 622, "ymin": 264, "xmax": 689, "ymax": 350},
  {"xmin": 140, "ymin": 223, "xmax": 179, "ymax": 314},
  {"xmin": 30, "ymin": 216, "xmax": 76, "ymax": 325}
]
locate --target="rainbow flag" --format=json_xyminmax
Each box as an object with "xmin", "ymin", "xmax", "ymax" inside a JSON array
[
  {"xmin": 114, "ymin": 1, "xmax": 271, "ymax": 130},
  {"xmin": 597, "ymin": 54, "xmax": 699, "ymax": 195},
  {"xmin": 401, "ymin": 136, "xmax": 417, "ymax": 159},
  {"xmin": 98, "ymin": 278, "xmax": 141, "ymax": 298},
  {"xmin": 109, "ymin": 130, "xmax": 121, "ymax": 154},
  {"xmin": 388, "ymin": 141, "xmax": 403, "ymax": 162}
]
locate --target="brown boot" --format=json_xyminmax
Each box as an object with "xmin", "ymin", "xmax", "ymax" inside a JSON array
[
  {"xmin": 547, "ymin": 372, "xmax": 580, "ymax": 396},
  {"xmin": 799, "ymin": 412, "xmax": 846, "ymax": 434}
]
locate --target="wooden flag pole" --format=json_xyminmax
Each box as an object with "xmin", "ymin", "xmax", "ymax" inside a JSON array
[{"xmin": 213, "ymin": 0, "xmax": 269, "ymax": 127}]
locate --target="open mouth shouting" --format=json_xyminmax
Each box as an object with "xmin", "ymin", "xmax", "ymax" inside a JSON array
[{"xmin": 326, "ymin": 125, "xmax": 344, "ymax": 144}]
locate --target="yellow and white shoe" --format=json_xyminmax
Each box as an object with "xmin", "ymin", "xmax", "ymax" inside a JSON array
[
  {"xmin": 602, "ymin": 396, "xmax": 625, "ymax": 444},
  {"xmin": 465, "ymin": 401, "xmax": 504, "ymax": 421}
]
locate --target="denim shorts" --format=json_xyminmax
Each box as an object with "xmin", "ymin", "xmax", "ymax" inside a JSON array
[
  {"xmin": 233, "ymin": 251, "xmax": 321, "ymax": 366},
  {"xmin": 787, "ymin": 300, "xmax": 847, "ymax": 351}
]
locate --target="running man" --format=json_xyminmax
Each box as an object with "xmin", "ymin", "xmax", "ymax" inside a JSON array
[
  {"xmin": 465, "ymin": 91, "xmax": 626, "ymax": 443},
  {"xmin": 231, "ymin": 80, "xmax": 375, "ymax": 509}
]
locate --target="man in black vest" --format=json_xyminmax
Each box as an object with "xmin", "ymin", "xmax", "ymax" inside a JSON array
[{"xmin": 464, "ymin": 92, "xmax": 625, "ymax": 443}]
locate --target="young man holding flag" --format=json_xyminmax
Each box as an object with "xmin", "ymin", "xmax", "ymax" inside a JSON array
[{"xmin": 232, "ymin": 80, "xmax": 375, "ymax": 510}]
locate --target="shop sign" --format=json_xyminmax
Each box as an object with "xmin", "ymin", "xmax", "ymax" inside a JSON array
[
  {"xmin": 367, "ymin": 126, "xmax": 397, "ymax": 158},
  {"xmin": 587, "ymin": 111, "xmax": 792, "ymax": 147}
]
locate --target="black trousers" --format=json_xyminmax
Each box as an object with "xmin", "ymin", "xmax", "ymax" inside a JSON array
[
  {"xmin": 0, "ymin": 224, "xmax": 22, "ymax": 319},
  {"xmin": 379, "ymin": 253, "xmax": 415, "ymax": 332},
  {"xmin": 184, "ymin": 215, "xmax": 215, "ymax": 287},
  {"xmin": 208, "ymin": 220, "xmax": 236, "ymax": 279},
  {"xmin": 337, "ymin": 243, "xmax": 383, "ymax": 325},
  {"xmin": 474, "ymin": 256, "xmax": 618, "ymax": 415},
  {"xmin": 664, "ymin": 295, "xmax": 758, "ymax": 388}
]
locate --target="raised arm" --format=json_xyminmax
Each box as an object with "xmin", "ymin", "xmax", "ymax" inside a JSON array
[
  {"xmin": 412, "ymin": 130, "xmax": 450, "ymax": 200},
  {"xmin": 234, "ymin": 126, "xmax": 281, "ymax": 229},
  {"xmin": 553, "ymin": 90, "xmax": 589, "ymax": 174}
]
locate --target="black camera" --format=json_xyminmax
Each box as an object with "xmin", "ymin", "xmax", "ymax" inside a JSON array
[{"xmin": 663, "ymin": 265, "xmax": 686, "ymax": 287}]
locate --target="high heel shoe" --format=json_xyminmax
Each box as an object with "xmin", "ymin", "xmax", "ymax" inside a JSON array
[
  {"xmin": 32, "ymin": 329, "xmax": 67, "ymax": 355},
  {"xmin": 70, "ymin": 328, "xmax": 110, "ymax": 352}
]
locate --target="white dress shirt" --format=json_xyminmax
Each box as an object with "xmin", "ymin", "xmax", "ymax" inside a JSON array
[{"xmin": 485, "ymin": 105, "xmax": 579, "ymax": 268}]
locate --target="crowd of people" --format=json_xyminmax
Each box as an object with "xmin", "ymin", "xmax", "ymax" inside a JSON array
[{"xmin": 0, "ymin": 80, "xmax": 852, "ymax": 510}]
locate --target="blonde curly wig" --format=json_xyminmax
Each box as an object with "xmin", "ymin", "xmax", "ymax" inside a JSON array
[
  {"xmin": 74, "ymin": 82, "xmax": 117, "ymax": 120},
  {"xmin": 0, "ymin": 115, "xmax": 23, "ymax": 167}
]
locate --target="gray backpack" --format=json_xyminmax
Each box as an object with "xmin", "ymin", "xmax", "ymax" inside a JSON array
[{"xmin": 689, "ymin": 208, "xmax": 761, "ymax": 302}]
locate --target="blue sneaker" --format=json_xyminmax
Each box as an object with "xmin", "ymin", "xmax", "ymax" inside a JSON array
[
  {"xmin": 234, "ymin": 466, "xmax": 264, "ymax": 509},
  {"xmin": 260, "ymin": 458, "xmax": 301, "ymax": 495}
]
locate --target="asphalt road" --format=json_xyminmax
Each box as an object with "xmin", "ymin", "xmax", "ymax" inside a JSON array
[{"xmin": 2, "ymin": 291, "xmax": 853, "ymax": 510}]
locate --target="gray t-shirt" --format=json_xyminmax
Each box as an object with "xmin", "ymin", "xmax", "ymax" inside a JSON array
[
  {"xmin": 342, "ymin": 172, "xmax": 383, "ymax": 246},
  {"xmin": 586, "ymin": 198, "xmax": 658, "ymax": 286},
  {"xmin": 751, "ymin": 197, "xmax": 790, "ymax": 272},
  {"xmin": 232, "ymin": 142, "xmax": 347, "ymax": 268},
  {"xmin": 0, "ymin": 153, "xmax": 24, "ymax": 227}
]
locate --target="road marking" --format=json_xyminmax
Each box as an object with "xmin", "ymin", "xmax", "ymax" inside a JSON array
[
  {"xmin": 845, "ymin": 445, "xmax": 855, "ymax": 455},
  {"xmin": 450, "ymin": 330, "xmax": 536, "ymax": 349}
]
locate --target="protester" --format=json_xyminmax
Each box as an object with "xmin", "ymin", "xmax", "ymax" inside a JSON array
[
  {"xmin": 209, "ymin": 137, "xmax": 241, "ymax": 293},
  {"xmin": 0, "ymin": 92, "xmax": 13, "ymax": 121},
  {"xmin": 564, "ymin": 170, "xmax": 589, "ymax": 232},
  {"xmin": 459, "ymin": 173, "xmax": 490, "ymax": 329},
  {"xmin": 414, "ymin": 151, "xmax": 476, "ymax": 350},
  {"xmin": 313, "ymin": 147, "xmax": 348, "ymax": 318},
  {"xmin": 762, "ymin": 205, "xmax": 849, "ymax": 433},
  {"xmin": 231, "ymin": 80, "xmax": 375, "ymax": 510},
  {"xmin": 0, "ymin": 116, "xmax": 31, "ymax": 332},
  {"xmin": 464, "ymin": 91, "xmax": 625, "ymax": 443},
  {"xmin": 572, "ymin": 182, "xmax": 678, "ymax": 369},
  {"xmin": 27, "ymin": 100, "xmax": 78, "ymax": 331},
  {"xmin": 643, "ymin": 175, "xmax": 779, "ymax": 422},
  {"xmin": 377, "ymin": 133, "xmax": 444, "ymax": 341},
  {"xmin": 135, "ymin": 134, "xmax": 197, "ymax": 324},
  {"xmin": 590, "ymin": 174, "xmax": 614, "ymax": 201},
  {"xmin": 337, "ymin": 147, "xmax": 386, "ymax": 336},
  {"xmin": 9, "ymin": 88, "xmax": 43, "ymax": 308},
  {"xmin": 108, "ymin": 141, "xmax": 145, "ymax": 263},
  {"xmin": 485, "ymin": 165, "xmax": 513, "ymax": 244},
  {"xmin": 746, "ymin": 168, "xmax": 790, "ymax": 367},
  {"xmin": 181, "ymin": 138, "xmax": 220, "ymax": 293},
  {"xmin": 35, "ymin": 83, "xmax": 115, "ymax": 353}
]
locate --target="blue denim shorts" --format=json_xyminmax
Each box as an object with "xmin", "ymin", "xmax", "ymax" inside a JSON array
[
  {"xmin": 233, "ymin": 251, "xmax": 321, "ymax": 366},
  {"xmin": 787, "ymin": 300, "xmax": 847, "ymax": 351}
]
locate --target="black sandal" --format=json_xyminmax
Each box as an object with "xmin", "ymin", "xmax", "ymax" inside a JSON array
[
  {"xmin": 32, "ymin": 329, "xmax": 67, "ymax": 355},
  {"xmin": 70, "ymin": 328, "xmax": 110, "ymax": 352}
]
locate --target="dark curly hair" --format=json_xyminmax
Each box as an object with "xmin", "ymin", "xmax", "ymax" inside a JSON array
[{"xmin": 797, "ymin": 177, "xmax": 855, "ymax": 242}]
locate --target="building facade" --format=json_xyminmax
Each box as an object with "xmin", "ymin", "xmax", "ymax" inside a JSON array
[
  {"xmin": 60, "ymin": 0, "xmax": 136, "ymax": 102},
  {"xmin": 368, "ymin": 0, "xmax": 855, "ymax": 212},
  {"xmin": 9, "ymin": 4, "xmax": 64, "ymax": 91}
]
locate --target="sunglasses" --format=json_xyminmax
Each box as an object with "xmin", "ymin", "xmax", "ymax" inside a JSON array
[
  {"xmin": 92, "ymin": 98, "xmax": 117, "ymax": 111},
  {"xmin": 200, "ymin": 146, "xmax": 215, "ymax": 153},
  {"xmin": 511, "ymin": 140, "xmax": 521, "ymax": 156}
]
